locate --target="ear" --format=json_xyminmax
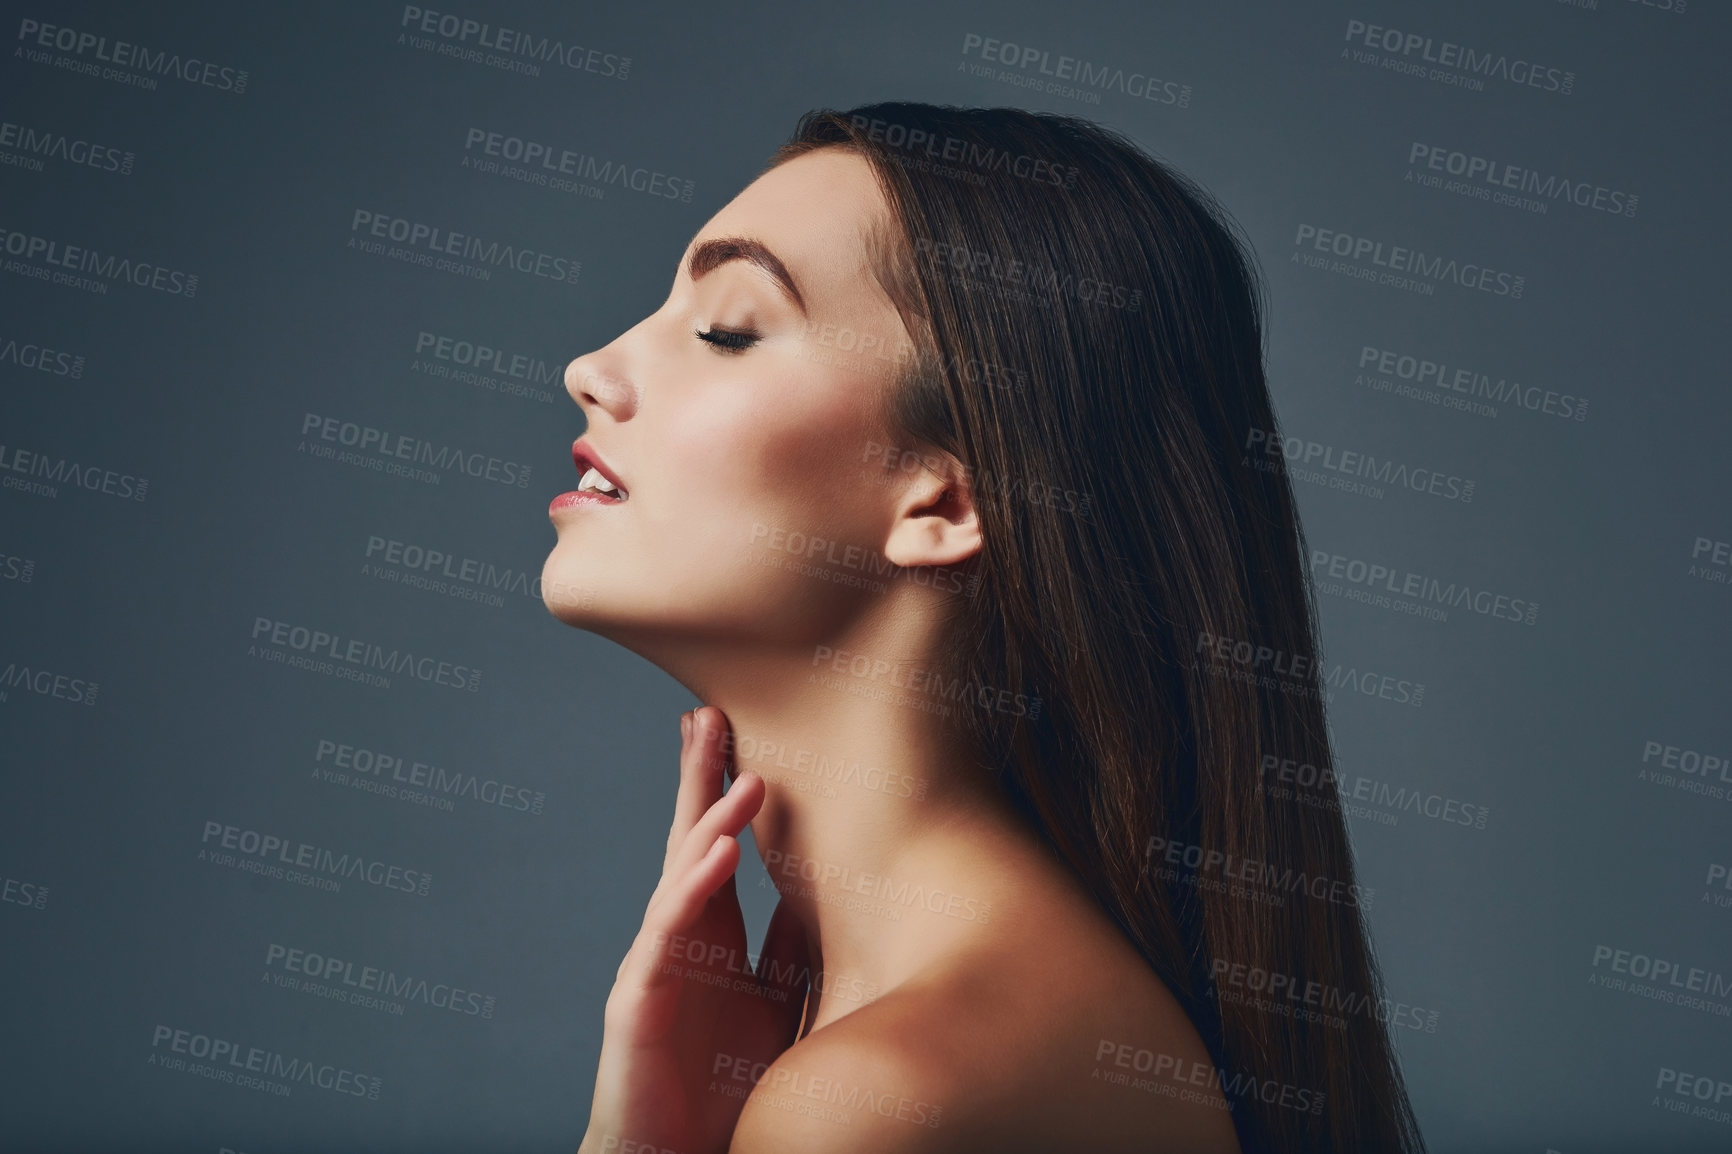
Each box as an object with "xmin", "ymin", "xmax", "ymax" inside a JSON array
[{"xmin": 882, "ymin": 451, "xmax": 982, "ymax": 569}]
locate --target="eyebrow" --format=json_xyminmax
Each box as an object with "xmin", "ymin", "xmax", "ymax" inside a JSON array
[{"xmin": 687, "ymin": 235, "xmax": 807, "ymax": 315}]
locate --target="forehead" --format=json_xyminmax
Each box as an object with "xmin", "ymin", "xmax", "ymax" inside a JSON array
[{"xmin": 686, "ymin": 148, "xmax": 890, "ymax": 313}]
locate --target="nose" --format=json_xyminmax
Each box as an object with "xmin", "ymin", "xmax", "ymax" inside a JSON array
[{"xmin": 565, "ymin": 342, "xmax": 639, "ymax": 423}]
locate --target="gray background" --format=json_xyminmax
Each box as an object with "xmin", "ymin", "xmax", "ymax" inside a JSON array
[{"xmin": 2, "ymin": 0, "xmax": 1728, "ymax": 1151}]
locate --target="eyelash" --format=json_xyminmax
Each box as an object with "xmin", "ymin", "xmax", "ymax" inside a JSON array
[{"xmin": 695, "ymin": 326, "xmax": 760, "ymax": 353}]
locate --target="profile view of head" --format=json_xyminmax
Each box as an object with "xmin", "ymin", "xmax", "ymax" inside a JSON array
[{"xmin": 546, "ymin": 102, "xmax": 1426, "ymax": 1154}]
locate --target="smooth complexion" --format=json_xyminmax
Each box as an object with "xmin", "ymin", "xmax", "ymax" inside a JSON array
[{"xmin": 547, "ymin": 149, "xmax": 1240, "ymax": 1154}]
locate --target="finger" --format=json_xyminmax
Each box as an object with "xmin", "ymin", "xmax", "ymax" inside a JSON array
[
  {"xmin": 704, "ymin": 817, "xmax": 751, "ymax": 940},
  {"xmin": 664, "ymin": 769, "xmax": 764, "ymax": 885},
  {"xmin": 662, "ymin": 710, "xmax": 692, "ymax": 872},
  {"xmin": 666, "ymin": 706, "xmax": 730, "ymax": 866},
  {"xmin": 627, "ymin": 835, "xmax": 744, "ymax": 989},
  {"xmin": 646, "ymin": 774, "xmax": 764, "ymax": 918}
]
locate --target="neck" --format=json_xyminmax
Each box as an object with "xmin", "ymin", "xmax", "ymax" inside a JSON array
[{"xmin": 609, "ymin": 599, "xmax": 1038, "ymax": 1029}]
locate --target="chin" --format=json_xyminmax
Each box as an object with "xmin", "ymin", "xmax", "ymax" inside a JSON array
[{"xmin": 539, "ymin": 553, "xmax": 602, "ymax": 624}]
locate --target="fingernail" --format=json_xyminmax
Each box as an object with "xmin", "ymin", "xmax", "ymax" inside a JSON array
[{"xmin": 681, "ymin": 711, "xmax": 692, "ymax": 743}]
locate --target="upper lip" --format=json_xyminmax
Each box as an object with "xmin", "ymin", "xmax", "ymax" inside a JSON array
[{"xmin": 571, "ymin": 440, "xmax": 628, "ymax": 496}]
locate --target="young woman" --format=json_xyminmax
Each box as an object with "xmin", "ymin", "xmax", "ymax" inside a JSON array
[{"xmin": 545, "ymin": 102, "xmax": 1427, "ymax": 1154}]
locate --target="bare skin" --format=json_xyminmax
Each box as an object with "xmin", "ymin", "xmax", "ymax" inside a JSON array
[{"xmin": 549, "ymin": 149, "xmax": 1242, "ymax": 1154}]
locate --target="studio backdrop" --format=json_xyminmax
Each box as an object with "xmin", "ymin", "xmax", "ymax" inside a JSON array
[{"xmin": 1, "ymin": 1, "xmax": 1727, "ymax": 1151}]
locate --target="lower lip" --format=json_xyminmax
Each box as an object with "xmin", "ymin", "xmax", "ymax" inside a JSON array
[{"xmin": 550, "ymin": 490, "xmax": 626, "ymax": 513}]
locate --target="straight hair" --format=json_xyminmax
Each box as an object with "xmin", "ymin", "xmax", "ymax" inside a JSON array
[{"xmin": 768, "ymin": 102, "xmax": 1427, "ymax": 1154}]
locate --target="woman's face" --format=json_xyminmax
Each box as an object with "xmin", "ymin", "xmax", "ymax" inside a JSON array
[{"xmin": 542, "ymin": 148, "xmax": 924, "ymax": 650}]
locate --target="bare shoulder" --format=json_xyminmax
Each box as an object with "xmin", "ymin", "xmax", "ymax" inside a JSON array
[
  {"xmin": 726, "ymin": 901, "xmax": 1243, "ymax": 1154},
  {"xmin": 724, "ymin": 1000, "xmax": 955, "ymax": 1154}
]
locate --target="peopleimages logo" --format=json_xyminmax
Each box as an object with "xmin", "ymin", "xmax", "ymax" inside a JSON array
[
  {"xmin": 364, "ymin": 535, "xmax": 546, "ymax": 603},
  {"xmin": 846, "ymin": 113, "xmax": 1078, "ymax": 190},
  {"xmin": 397, "ymin": 6, "xmax": 630, "ymax": 79},
  {"xmin": 959, "ymin": 33, "xmax": 1191, "ymax": 108},
  {"xmin": 748, "ymin": 521, "xmax": 979, "ymax": 599},
  {"xmin": 0, "ymin": 442, "xmax": 147, "ymax": 501},
  {"xmin": 1589, "ymin": 944, "xmax": 1732, "ymax": 1016},
  {"xmin": 1194, "ymin": 631, "xmax": 1429, "ymax": 709},
  {"xmin": 1293, "ymin": 224, "xmax": 1524, "ymax": 298},
  {"xmin": 710, "ymin": 1051, "xmax": 944, "ymax": 1127},
  {"xmin": 1406, "ymin": 142, "xmax": 1636, "ymax": 218},
  {"xmin": 0, "ymin": 226, "xmax": 198, "ymax": 296},
  {"xmin": 313, "ymin": 736, "xmax": 546, "ymax": 815},
  {"xmin": 1310, "ymin": 549, "xmax": 1539, "ymax": 626},
  {"xmin": 1208, "ymin": 957, "xmax": 1441, "ymax": 1033},
  {"xmin": 348, "ymin": 210, "xmax": 580, "ymax": 285},
  {"xmin": 0, "ymin": 331, "xmax": 86, "ymax": 377},
  {"xmin": 1145, "ymin": 836, "xmax": 1373, "ymax": 910},
  {"xmin": 15, "ymin": 18, "xmax": 250, "ymax": 93},
  {"xmin": 1092, "ymin": 1040, "xmax": 1325, "ymax": 1116},
  {"xmin": 912, "ymin": 236, "xmax": 1144, "ymax": 312},
  {"xmin": 1341, "ymin": 18, "xmax": 1575, "ymax": 95},
  {"xmin": 1243, "ymin": 428, "xmax": 1475, "ymax": 503},
  {"xmin": 200, "ymin": 819, "xmax": 434, "ymax": 897},
  {"xmin": 811, "ymin": 644, "xmax": 1042, "ymax": 721},
  {"xmin": 1690, "ymin": 536, "xmax": 1731, "ymax": 590},
  {"xmin": 1641, "ymin": 739, "xmax": 1729, "ymax": 784},
  {"xmin": 1355, "ymin": 344, "xmax": 1588, "ymax": 422},
  {"xmin": 1654, "ymin": 1065, "xmax": 1732, "ymax": 1128},
  {"xmin": 148, "ymin": 1025, "xmax": 380, "ymax": 1100},
  {"xmin": 0, "ymin": 658, "xmax": 98, "ymax": 705},
  {"xmin": 264, "ymin": 942, "xmax": 497, "ymax": 1018},
  {"xmin": 248, "ymin": 615, "xmax": 483, "ymax": 693},
  {"xmin": 0, "ymin": 119, "xmax": 133, "ymax": 176},
  {"xmin": 760, "ymin": 850, "xmax": 993, "ymax": 924},
  {"xmin": 2, "ymin": 873, "xmax": 49, "ymax": 910},
  {"xmin": 414, "ymin": 330, "xmax": 561, "ymax": 386},
  {"xmin": 461, "ymin": 128, "xmax": 692, "ymax": 201},
  {"xmin": 298, "ymin": 411, "xmax": 532, "ymax": 489},
  {"xmin": 718, "ymin": 731, "xmax": 930, "ymax": 802},
  {"xmin": 1257, "ymin": 756, "xmax": 1489, "ymax": 832},
  {"xmin": 410, "ymin": 329, "xmax": 561, "ymax": 405}
]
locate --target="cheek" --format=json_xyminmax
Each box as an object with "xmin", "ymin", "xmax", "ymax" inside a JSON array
[
  {"xmin": 656, "ymin": 380, "xmax": 884, "ymax": 539},
  {"xmin": 643, "ymin": 395, "xmax": 764, "ymax": 533},
  {"xmin": 771, "ymin": 432, "xmax": 888, "ymax": 559}
]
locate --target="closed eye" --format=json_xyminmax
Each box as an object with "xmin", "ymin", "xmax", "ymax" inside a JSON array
[{"xmin": 695, "ymin": 326, "xmax": 760, "ymax": 353}]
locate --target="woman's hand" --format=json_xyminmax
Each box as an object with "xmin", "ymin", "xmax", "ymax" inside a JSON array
[{"xmin": 578, "ymin": 705, "xmax": 812, "ymax": 1154}]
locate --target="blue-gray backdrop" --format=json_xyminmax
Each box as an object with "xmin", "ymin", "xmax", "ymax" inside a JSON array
[{"xmin": 2, "ymin": 1, "xmax": 1727, "ymax": 1151}]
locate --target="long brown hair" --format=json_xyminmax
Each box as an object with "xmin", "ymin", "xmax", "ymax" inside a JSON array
[{"xmin": 768, "ymin": 103, "xmax": 1426, "ymax": 1154}]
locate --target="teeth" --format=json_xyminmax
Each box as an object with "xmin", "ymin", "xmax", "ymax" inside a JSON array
[{"xmin": 578, "ymin": 467, "xmax": 624, "ymax": 498}]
